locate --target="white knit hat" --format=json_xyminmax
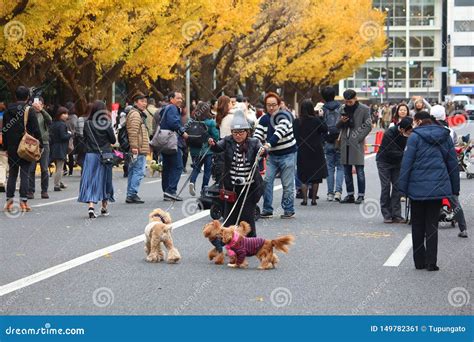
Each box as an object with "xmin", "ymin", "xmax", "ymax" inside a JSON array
[
  {"xmin": 230, "ymin": 109, "xmax": 251, "ymax": 130},
  {"xmin": 431, "ymin": 105, "xmax": 446, "ymax": 121}
]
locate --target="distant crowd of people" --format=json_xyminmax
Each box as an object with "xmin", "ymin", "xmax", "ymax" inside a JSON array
[{"xmin": 0, "ymin": 84, "xmax": 469, "ymax": 271}]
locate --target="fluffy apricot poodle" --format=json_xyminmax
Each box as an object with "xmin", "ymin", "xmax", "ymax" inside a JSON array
[
  {"xmin": 202, "ymin": 220, "xmax": 251, "ymax": 265},
  {"xmin": 220, "ymin": 225, "xmax": 294, "ymax": 270},
  {"xmin": 144, "ymin": 208, "xmax": 181, "ymax": 263}
]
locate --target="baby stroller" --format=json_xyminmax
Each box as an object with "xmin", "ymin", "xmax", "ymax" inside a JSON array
[
  {"xmin": 405, "ymin": 197, "xmax": 457, "ymax": 227},
  {"xmin": 198, "ymin": 153, "xmax": 261, "ymax": 221},
  {"xmin": 456, "ymin": 134, "xmax": 474, "ymax": 179}
]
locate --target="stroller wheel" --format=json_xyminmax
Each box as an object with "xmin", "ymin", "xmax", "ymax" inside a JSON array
[{"xmin": 210, "ymin": 204, "xmax": 222, "ymax": 220}]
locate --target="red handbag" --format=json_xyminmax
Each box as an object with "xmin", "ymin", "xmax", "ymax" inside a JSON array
[{"xmin": 219, "ymin": 189, "xmax": 237, "ymax": 203}]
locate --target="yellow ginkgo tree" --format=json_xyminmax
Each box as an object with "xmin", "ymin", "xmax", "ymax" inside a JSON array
[{"xmin": 0, "ymin": 0, "xmax": 384, "ymax": 106}]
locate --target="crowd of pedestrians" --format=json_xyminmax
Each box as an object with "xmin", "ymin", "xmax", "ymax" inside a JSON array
[{"xmin": 0, "ymin": 84, "xmax": 469, "ymax": 272}]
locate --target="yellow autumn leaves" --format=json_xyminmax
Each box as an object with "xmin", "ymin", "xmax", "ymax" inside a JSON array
[{"xmin": 0, "ymin": 0, "xmax": 385, "ymax": 100}]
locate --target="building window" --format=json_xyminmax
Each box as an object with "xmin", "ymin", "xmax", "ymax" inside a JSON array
[
  {"xmin": 373, "ymin": 0, "xmax": 407, "ymax": 26},
  {"xmin": 454, "ymin": 20, "xmax": 474, "ymax": 32},
  {"xmin": 352, "ymin": 65, "xmax": 406, "ymax": 89},
  {"xmin": 410, "ymin": 0, "xmax": 435, "ymax": 26},
  {"xmin": 409, "ymin": 62, "xmax": 434, "ymax": 87},
  {"xmin": 454, "ymin": 0, "xmax": 474, "ymax": 6},
  {"xmin": 387, "ymin": 35, "xmax": 407, "ymax": 57},
  {"xmin": 454, "ymin": 46, "xmax": 474, "ymax": 56},
  {"xmin": 410, "ymin": 34, "xmax": 435, "ymax": 57}
]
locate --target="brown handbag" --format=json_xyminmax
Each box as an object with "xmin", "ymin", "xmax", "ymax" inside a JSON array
[{"xmin": 17, "ymin": 106, "xmax": 41, "ymax": 162}]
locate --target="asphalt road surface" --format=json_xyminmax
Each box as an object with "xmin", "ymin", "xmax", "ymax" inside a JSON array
[{"xmin": 0, "ymin": 125, "xmax": 472, "ymax": 316}]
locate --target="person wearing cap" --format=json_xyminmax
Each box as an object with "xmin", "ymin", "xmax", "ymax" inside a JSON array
[
  {"xmin": 376, "ymin": 117, "xmax": 413, "ymax": 223},
  {"xmin": 399, "ymin": 111, "xmax": 460, "ymax": 271},
  {"xmin": 125, "ymin": 91, "xmax": 150, "ymax": 204},
  {"xmin": 431, "ymin": 105, "xmax": 468, "ymax": 238},
  {"xmin": 3, "ymin": 86, "xmax": 42, "ymax": 213},
  {"xmin": 160, "ymin": 91, "xmax": 188, "ymax": 201},
  {"xmin": 336, "ymin": 89, "xmax": 372, "ymax": 204},
  {"xmin": 254, "ymin": 92, "xmax": 297, "ymax": 219},
  {"xmin": 208, "ymin": 110, "xmax": 264, "ymax": 236}
]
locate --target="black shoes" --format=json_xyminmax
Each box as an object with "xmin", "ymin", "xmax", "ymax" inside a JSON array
[
  {"xmin": 354, "ymin": 196, "xmax": 364, "ymax": 204},
  {"xmin": 163, "ymin": 193, "xmax": 183, "ymax": 201},
  {"xmin": 340, "ymin": 195, "xmax": 355, "ymax": 204},
  {"xmin": 415, "ymin": 264, "xmax": 440, "ymax": 271},
  {"xmin": 260, "ymin": 212, "xmax": 273, "ymax": 219},
  {"xmin": 88, "ymin": 207, "xmax": 97, "ymax": 219},
  {"xmin": 426, "ymin": 264, "xmax": 439, "ymax": 271},
  {"xmin": 126, "ymin": 195, "xmax": 145, "ymax": 204}
]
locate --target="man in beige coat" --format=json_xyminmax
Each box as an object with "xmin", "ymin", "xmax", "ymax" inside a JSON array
[{"xmin": 125, "ymin": 92, "xmax": 150, "ymax": 204}]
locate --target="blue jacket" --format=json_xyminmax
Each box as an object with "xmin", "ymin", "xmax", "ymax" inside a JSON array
[
  {"xmin": 159, "ymin": 104, "xmax": 186, "ymax": 136},
  {"xmin": 399, "ymin": 124, "xmax": 460, "ymax": 200}
]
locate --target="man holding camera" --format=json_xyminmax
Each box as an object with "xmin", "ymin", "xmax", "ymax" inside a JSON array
[{"xmin": 336, "ymin": 89, "xmax": 372, "ymax": 204}]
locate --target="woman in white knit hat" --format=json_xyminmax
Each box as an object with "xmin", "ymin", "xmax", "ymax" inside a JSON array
[{"xmin": 209, "ymin": 110, "xmax": 264, "ymax": 237}]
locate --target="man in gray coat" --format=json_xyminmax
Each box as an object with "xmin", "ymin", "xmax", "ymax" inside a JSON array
[{"xmin": 336, "ymin": 89, "xmax": 372, "ymax": 204}]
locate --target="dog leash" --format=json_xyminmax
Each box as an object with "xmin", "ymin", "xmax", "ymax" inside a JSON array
[
  {"xmin": 164, "ymin": 144, "xmax": 212, "ymax": 211},
  {"xmin": 222, "ymin": 147, "xmax": 264, "ymax": 227}
]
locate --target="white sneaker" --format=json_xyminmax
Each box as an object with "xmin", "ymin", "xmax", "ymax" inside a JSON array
[
  {"xmin": 189, "ymin": 183, "xmax": 196, "ymax": 196},
  {"xmin": 334, "ymin": 192, "xmax": 342, "ymax": 202},
  {"xmin": 327, "ymin": 193, "xmax": 335, "ymax": 202}
]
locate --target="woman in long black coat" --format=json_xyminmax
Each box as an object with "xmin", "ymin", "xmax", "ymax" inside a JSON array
[
  {"xmin": 294, "ymin": 99, "xmax": 328, "ymax": 205},
  {"xmin": 49, "ymin": 106, "xmax": 72, "ymax": 191}
]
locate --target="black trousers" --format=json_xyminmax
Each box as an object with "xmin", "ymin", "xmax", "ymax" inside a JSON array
[
  {"xmin": 223, "ymin": 184, "xmax": 257, "ymax": 237},
  {"xmin": 377, "ymin": 161, "xmax": 402, "ymax": 220},
  {"xmin": 7, "ymin": 156, "xmax": 32, "ymax": 201},
  {"xmin": 411, "ymin": 199, "xmax": 441, "ymax": 267}
]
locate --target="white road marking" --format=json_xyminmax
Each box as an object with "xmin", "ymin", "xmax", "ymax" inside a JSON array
[
  {"xmin": 1, "ymin": 183, "xmax": 285, "ymax": 296},
  {"xmin": 0, "ymin": 210, "xmax": 210, "ymax": 297},
  {"xmin": 31, "ymin": 197, "xmax": 78, "ymax": 208},
  {"xmin": 383, "ymin": 234, "xmax": 412, "ymax": 267},
  {"xmin": 144, "ymin": 179, "xmax": 162, "ymax": 184}
]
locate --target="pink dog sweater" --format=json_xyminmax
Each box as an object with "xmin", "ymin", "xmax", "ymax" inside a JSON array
[{"xmin": 225, "ymin": 231, "xmax": 265, "ymax": 264}]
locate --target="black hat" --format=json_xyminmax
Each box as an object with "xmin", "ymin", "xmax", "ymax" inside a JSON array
[
  {"xmin": 399, "ymin": 117, "xmax": 413, "ymax": 130},
  {"xmin": 131, "ymin": 91, "xmax": 147, "ymax": 102},
  {"xmin": 343, "ymin": 89, "xmax": 357, "ymax": 100}
]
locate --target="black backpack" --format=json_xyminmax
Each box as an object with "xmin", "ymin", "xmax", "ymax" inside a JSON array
[
  {"xmin": 324, "ymin": 106, "xmax": 342, "ymax": 143},
  {"xmin": 118, "ymin": 124, "xmax": 129, "ymax": 152},
  {"xmin": 186, "ymin": 120, "xmax": 209, "ymax": 148}
]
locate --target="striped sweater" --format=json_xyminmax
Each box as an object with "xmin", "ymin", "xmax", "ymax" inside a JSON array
[
  {"xmin": 253, "ymin": 112, "xmax": 297, "ymax": 156},
  {"xmin": 230, "ymin": 143, "xmax": 253, "ymax": 185},
  {"xmin": 226, "ymin": 231, "xmax": 266, "ymax": 264}
]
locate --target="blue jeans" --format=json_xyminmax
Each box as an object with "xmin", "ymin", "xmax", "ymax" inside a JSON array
[
  {"xmin": 324, "ymin": 143, "xmax": 344, "ymax": 195},
  {"xmin": 190, "ymin": 154, "xmax": 213, "ymax": 192},
  {"xmin": 343, "ymin": 164, "xmax": 365, "ymax": 197},
  {"xmin": 263, "ymin": 153, "xmax": 296, "ymax": 215},
  {"xmin": 161, "ymin": 148, "xmax": 183, "ymax": 195},
  {"xmin": 127, "ymin": 154, "xmax": 146, "ymax": 198}
]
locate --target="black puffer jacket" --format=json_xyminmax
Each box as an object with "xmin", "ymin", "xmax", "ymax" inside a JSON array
[
  {"xmin": 2, "ymin": 102, "xmax": 42, "ymax": 161},
  {"xmin": 210, "ymin": 135, "xmax": 264, "ymax": 197},
  {"xmin": 376, "ymin": 125, "xmax": 408, "ymax": 165}
]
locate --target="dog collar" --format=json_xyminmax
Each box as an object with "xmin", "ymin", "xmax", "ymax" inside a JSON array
[{"xmin": 153, "ymin": 213, "xmax": 166, "ymax": 223}]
